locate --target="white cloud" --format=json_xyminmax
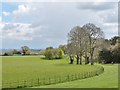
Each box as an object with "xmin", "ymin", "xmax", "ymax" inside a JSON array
[
  {"xmin": 1, "ymin": 22, "xmax": 43, "ymax": 41},
  {"xmin": 2, "ymin": 11, "xmax": 10, "ymax": 16},
  {"xmin": 13, "ymin": 5, "xmax": 30, "ymax": 18}
]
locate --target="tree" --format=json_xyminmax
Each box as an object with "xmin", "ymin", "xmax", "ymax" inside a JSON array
[
  {"xmin": 21, "ymin": 46, "xmax": 30, "ymax": 55},
  {"xmin": 67, "ymin": 26, "xmax": 87, "ymax": 64},
  {"xmin": 110, "ymin": 36, "xmax": 120, "ymax": 45},
  {"xmin": 44, "ymin": 47, "xmax": 64, "ymax": 60},
  {"xmin": 111, "ymin": 39, "xmax": 120, "ymax": 63},
  {"xmin": 58, "ymin": 48, "xmax": 64, "ymax": 59},
  {"xmin": 98, "ymin": 48, "xmax": 113, "ymax": 63},
  {"xmin": 82, "ymin": 23, "xmax": 104, "ymax": 65},
  {"xmin": 44, "ymin": 49, "xmax": 54, "ymax": 60},
  {"xmin": 59, "ymin": 45, "xmax": 66, "ymax": 54}
]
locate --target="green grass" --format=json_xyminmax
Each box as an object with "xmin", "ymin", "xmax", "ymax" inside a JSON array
[
  {"xmin": 2, "ymin": 56, "xmax": 104, "ymax": 88},
  {"xmin": 34, "ymin": 64, "xmax": 118, "ymax": 88}
]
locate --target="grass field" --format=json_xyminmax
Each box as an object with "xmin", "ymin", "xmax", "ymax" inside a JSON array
[
  {"xmin": 1, "ymin": 56, "xmax": 118, "ymax": 88},
  {"xmin": 34, "ymin": 64, "xmax": 118, "ymax": 88}
]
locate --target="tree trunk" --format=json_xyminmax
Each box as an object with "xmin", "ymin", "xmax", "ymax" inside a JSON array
[
  {"xmin": 80, "ymin": 54, "xmax": 82, "ymax": 65},
  {"xmin": 76, "ymin": 55, "xmax": 79, "ymax": 64},
  {"xmin": 69, "ymin": 55, "xmax": 74, "ymax": 64},
  {"xmin": 90, "ymin": 53, "xmax": 94, "ymax": 65},
  {"xmin": 85, "ymin": 52, "xmax": 88, "ymax": 64}
]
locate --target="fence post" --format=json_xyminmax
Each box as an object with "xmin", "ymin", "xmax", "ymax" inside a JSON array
[
  {"xmin": 59, "ymin": 76, "xmax": 61, "ymax": 83},
  {"xmin": 67, "ymin": 75, "xmax": 69, "ymax": 81},
  {"xmin": 38, "ymin": 78, "xmax": 40, "ymax": 86},
  {"xmin": 71, "ymin": 74, "xmax": 73, "ymax": 81},
  {"xmin": 9, "ymin": 81, "xmax": 12, "ymax": 88},
  {"xmin": 23, "ymin": 80, "xmax": 26, "ymax": 87},
  {"xmin": 49, "ymin": 77, "xmax": 51, "ymax": 84}
]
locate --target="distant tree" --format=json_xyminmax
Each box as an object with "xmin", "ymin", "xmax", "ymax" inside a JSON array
[
  {"xmin": 58, "ymin": 48, "xmax": 64, "ymax": 59},
  {"xmin": 13, "ymin": 49, "xmax": 18, "ymax": 54},
  {"xmin": 111, "ymin": 39, "xmax": 120, "ymax": 63},
  {"xmin": 110, "ymin": 36, "xmax": 120, "ymax": 45},
  {"xmin": 59, "ymin": 45, "xmax": 66, "ymax": 54},
  {"xmin": 44, "ymin": 47, "xmax": 64, "ymax": 60},
  {"xmin": 21, "ymin": 46, "xmax": 30, "ymax": 55},
  {"xmin": 46, "ymin": 47, "xmax": 53, "ymax": 50},
  {"xmin": 44, "ymin": 49, "xmax": 54, "ymax": 60},
  {"xmin": 13, "ymin": 49, "xmax": 21, "ymax": 55},
  {"xmin": 3, "ymin": 51, "xmax": 13, "ymax": 56}
]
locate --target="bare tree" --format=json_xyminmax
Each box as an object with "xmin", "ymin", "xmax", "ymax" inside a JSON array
[
  {"xmin": 67, "ymin": 26, "xmax": 87, "ymax": 64},
  {"xmin": 82, "ymin": 23, "xmax": 104, "ymax": 65}
]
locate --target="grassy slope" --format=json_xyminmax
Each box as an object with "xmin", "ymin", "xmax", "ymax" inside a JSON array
[{"xmin": 34, "ymin": 64, "xmax": 118, "ymax": 88}]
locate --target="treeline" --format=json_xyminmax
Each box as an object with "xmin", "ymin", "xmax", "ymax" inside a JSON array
[{"xmin": 2, "ymin": 46, "xmax": 42, "ymax": 56}]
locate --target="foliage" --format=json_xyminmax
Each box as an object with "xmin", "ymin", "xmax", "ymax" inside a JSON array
[
  {"xmin": 3, "ymin": 52, "xmax": 13, "ymax": 56},
  {"xmin": 13, "ymin": 49, "xmax": 21, "ymax": 54},
  {"xmin": 98, "ymin": 48, "xmax": 113, "ymax": 63},
  {"xmin": 110, "ymin": 36, "xmax": 120, "ymax": 45},
  {"xmin": 21, "ymin": 46, "xmax": 30, "ymax": 55},
  {"xmin": 67, "ymin": 23, "xmax": 104, "ymax": 65},
  {"xmin": 44, "ymin": 47, "xmax": 64, "ymax": 60}
]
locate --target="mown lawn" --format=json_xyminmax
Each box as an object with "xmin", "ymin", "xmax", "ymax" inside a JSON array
[
  {"xmin": 34, "ymin": 64, "xmax": 118, "ymax": 88},
  {"xmin": 2, "ymin": 56, "xmax": 104, "ymax": 88}
]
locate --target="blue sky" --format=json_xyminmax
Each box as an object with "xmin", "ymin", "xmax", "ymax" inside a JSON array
[{"xmin": 0, "ymin": 1, "xmax": 118, "ymax": 49}]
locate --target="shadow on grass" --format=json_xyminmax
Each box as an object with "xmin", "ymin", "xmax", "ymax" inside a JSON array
[{"xmin": 40, "ymin": 57, "xmax": 63, "ymax": 60}]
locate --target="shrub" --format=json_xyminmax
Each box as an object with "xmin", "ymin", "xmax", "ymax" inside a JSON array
[
  {"xmin": 98, "ymin": 48, "xmax": 113, "ymax": 63},
  {"xmin": 44, "ymin": 47, "xmax": 64, "ymax": 60}
]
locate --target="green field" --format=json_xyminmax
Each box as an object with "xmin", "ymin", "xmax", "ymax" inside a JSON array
[
  {"xmin": 2, "ymin": 56, "xmax": 102, "ymax": 88},
  {"xmin": 1, "ymin": 56, "xmax": 118, "ymax": 88}
]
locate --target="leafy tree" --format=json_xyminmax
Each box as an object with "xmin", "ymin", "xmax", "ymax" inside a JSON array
[
  {"xmin": 58, "ymin": 48, "xmax": 64, "ymax": 59},
  {"xmin": 59, "ymin": 45, "xmax": 66, "ymax": 54},
  {"xmin": 21, "ymin": 46, "xmax": 30, "ymax": 55},
  {"xmin": 98, "ymin": 48, "xmax": 113, "ymax": 63},
  {"xmin": 44, "ymin": 49, "xmax": 54, "ymax": 60},
  {"xmin": 110, "ymin": 36, "xmax": 120, "ymax": 45},
  {"xmin": 13, "ymin": 49, "xmax": 21, "ymax": 55},
  {"xmin": 111, "ymin": 39, "xmax": 120, "ymax": 63},
  {"xmin": 44, "ymin": 47, "xmax": 64, "ymax": 60}
]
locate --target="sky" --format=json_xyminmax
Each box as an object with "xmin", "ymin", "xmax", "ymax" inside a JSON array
[{"xmin": 0, "ymin": 0, "xmax": 119, "ymax": 49}]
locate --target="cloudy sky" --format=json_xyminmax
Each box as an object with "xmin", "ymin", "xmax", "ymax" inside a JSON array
[{"xmin": 0, "ymin": 0, "xmax": 119, "ymax": 49}]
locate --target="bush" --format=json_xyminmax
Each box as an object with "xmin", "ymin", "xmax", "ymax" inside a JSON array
[
  {"xmin": 98, "ymin": 48, "xmax": 113, "ymax": 63},
  {"xmin": 44, "ymin": 48, "xmax": 64, "ymax": 60}
]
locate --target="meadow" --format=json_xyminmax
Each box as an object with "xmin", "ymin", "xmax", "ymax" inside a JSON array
[{"xmin": 2, "ymin": 56, "xmax": 104, "ymax": 88}]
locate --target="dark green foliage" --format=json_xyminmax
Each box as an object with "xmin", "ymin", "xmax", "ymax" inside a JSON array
[
  {"xmin": 13, "ymin": 49, "xmax": 21, "ymax": 54},
  {"xmin": 98, "ymin": 48, "xmax": 113, "ymax": 63},
  {"xmin": 3, "ymin": 51, "xmax": 13, "ymax": 56},
  {"xmin": 110, "ymin": 36, "xmax": 120, "ymax": 45}
]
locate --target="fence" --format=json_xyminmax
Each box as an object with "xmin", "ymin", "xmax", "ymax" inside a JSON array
[{"xmin": 2, "ymin": 66, "xmax": 104, "ymax": 89}]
